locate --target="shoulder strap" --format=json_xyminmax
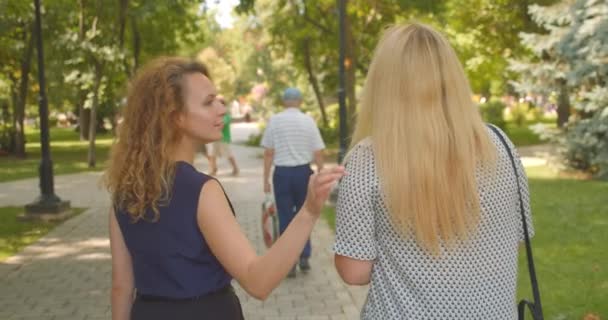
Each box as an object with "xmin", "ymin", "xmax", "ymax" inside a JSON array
[{"xmin": 487, "ymin": 124, "xmax": 544, "ymax": 320}]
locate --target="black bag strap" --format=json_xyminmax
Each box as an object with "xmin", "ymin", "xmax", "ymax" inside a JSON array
[{"xmin": 487, "ymin": 124, "xmax": 544, "ymax": 320}]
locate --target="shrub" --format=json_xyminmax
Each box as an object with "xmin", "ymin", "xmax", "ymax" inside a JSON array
[
  {"xmin": 479, "ymin": 100, "xmax": 507, "ymax": 130},
  {"xmin": 509, "ymin": 102, "xmax": 529, "ymax": 127},
  {"xmin": 246, "ymin": 132, "xmax": 262, "ymax": 147},
  {"xmin": 245, "ymin": 122, "xmax": 266, "ymax": 147},
  {"xmin": 526, "ymin": 105, "xmax": 544, "ymax": 123},
  {"xmin": 561, "ymin": 111, "xmax": 608, "ymax": 180}
]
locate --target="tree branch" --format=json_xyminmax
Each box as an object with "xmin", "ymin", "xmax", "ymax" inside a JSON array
[{"xmin": 288, "ymin": 0, "xmax": 333, "ymax": 35}]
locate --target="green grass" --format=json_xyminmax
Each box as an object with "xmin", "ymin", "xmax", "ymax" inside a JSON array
[
  {"xmin": 506, "ymin": 124, "xmax": 544, "ymax": 146},
  {"xmin": 0, "ymin": 128, "xmax": 113, "ymax": 182},
  {"xmin": 0, "ymin": 206, "xmax": 86, "ymax": 262},
  {"xmin": 504, "ymin": 122, "xmax": 558, "ymax": 147},
  {"xmin": 323, "ymin": 166, "xmax": 607, "ymax": 319},
  {"xmin": 322, "ymin": 206, "xmax": 336, "ymax": 231}
]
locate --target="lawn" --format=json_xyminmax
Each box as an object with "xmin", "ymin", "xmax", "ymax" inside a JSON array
[
  {"xmin": 0, "ymin": 128, "xmax": 113, "ymax": 182},
  {"xmin": 505, "ymin": 122, "xmax": 557, "ymax": 147},
  {"xmin": 0, "ymin": 206, "xmax": 86, "ymax": 262},
  {"xmin": 323, "ymin": 165, "xmax": 607, "ymax": 319}
]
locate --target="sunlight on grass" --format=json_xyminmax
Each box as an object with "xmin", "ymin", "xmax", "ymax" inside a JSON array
[
  {"xmin": 525, "ymin": 165, "xmax": 559, "ymax": 179},
  {"xmin": 26, "ymin": 138, "xmax": 114, "ymax": 148},
  {"xmin": 0, "ymin": 207, "xmax": 86, "ymax": 261},
  {"xmin": 0, "ymin": 128, "xmax": 112, "ymax": 182}
]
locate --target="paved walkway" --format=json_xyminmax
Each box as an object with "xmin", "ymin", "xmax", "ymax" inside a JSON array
[
  {"xmin": 517, "ymin": 144, "xmax": 559, "ymax": 167},
  {"xmin": 0, "ymin": 141, "xmax": 367, "ymax": 319},
  {"xmin": 0, "ymin": 122, "xmax": 554, "ymax": 319}
]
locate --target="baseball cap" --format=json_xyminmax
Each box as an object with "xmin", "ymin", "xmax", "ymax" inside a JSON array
[{"xmin": 282, "ymin": 87, "xmax": 302, "ymax": 101}]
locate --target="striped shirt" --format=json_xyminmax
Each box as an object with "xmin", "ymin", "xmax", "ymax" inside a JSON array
[{"xmin": 260, "ymin": 108, "xmax": 325, "ymax": 167}]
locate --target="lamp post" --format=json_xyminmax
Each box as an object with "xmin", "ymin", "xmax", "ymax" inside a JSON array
[
  {"xmin": 337, "ymin": 0, "xmax": 347, "ymax": 163},
  {"xmin": 24, "ymin": 0, "xmax": 70, "ymax": 219},
  {"xmin": 329, "ymin": 0, "xmax": 348, "ymax": 205}
]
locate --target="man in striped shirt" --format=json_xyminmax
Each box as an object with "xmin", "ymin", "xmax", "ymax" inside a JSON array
[{"xmin": 261, "ymin": 87, "xmax": 325, "ymax": 278}]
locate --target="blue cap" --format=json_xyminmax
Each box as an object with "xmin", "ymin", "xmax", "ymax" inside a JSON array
[{"xmin": 282, "ymin": 87, "xmax": 302, "ymax": 101}]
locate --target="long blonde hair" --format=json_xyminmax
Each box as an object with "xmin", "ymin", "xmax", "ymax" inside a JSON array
[
  {"xmin": 351, "ymin": 23, "xmax": 496, "ymax": 254},
  {"xmin": 104, "ymin": 57, "xmax": 210, "ymax": 222}
]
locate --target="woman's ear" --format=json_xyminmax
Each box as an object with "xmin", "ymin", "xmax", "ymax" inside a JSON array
[{"xmin": 172, "ymin": 110, "xmax": 184, "ymax": 129}]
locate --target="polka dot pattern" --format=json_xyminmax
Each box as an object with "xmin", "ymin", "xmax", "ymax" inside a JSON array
[{"xmin": 333, "ymin": 127, "xmax": 534, "ymax": 319}]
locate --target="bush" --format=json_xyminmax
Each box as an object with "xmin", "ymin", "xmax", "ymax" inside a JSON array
[
  {"xmin": 526, "ymin": 105, "xmax": 544, "ymax": 123},
  {"xmin": 509, "ymin": 102, "xmax": 529, "ymax": 127},
  {"xmin": 561, "ymin": 111, "xmax": 608, "ymax": 180},
  {"xmin": 0, "ymin": 123, "xmax": 14, "ymax": 153},
  {"xmin": 319, "ymin": 124, "xmax": 339, "ymax": 147},
  {"xmin": 479, "ymin": 100, "xmax": 507, "ymax": 130},
  {"xmin": 245, "ymin": 122, "xmax": 265, "ymax": 147},
  {"xmin": 246, "ymin": 132, "xmax": 262, "ymax": 147}
]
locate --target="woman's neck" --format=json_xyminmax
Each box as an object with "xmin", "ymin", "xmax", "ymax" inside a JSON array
[{"xmin": 172, "ymin": 138, "xmax": 198, "ymax": 165}]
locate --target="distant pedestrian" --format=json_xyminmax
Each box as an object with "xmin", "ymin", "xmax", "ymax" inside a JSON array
[
  {"xmin": 261, "ymin": 87, "xmax": 326, "ymax": 278},
  {"xmin": 207, "ymin": 95, "xmax": 239, "ymax": 176}
]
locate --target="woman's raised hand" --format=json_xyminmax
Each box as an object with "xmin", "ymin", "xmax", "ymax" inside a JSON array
[{"xmin": 303, "ymin": 166, "xmax": 346, "ymax": 216}]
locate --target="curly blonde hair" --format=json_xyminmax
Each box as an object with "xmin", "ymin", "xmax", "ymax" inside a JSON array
[{"xmin": 104, "ymin": 57, "xmax": 210, "ymax": 222}]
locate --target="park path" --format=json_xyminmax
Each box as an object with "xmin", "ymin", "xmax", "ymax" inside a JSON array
[
  {"xmin": 0, "ymin": 122, "xmax": 367, "ymax": 320},
  {"xmin": 0, "ymin": 122, "xmax": 553, "ymax": 319}
]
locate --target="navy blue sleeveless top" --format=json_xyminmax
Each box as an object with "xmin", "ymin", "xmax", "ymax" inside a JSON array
[{"xmin": 115, "ymin": 161, "xmax": 233, "ymax": 299}]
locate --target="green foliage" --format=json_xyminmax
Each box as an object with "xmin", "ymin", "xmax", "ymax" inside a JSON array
[
  {"xmin": 479, "ymin": 100, "xmax": 507, "ymax": 130},
  {"xmin": 512, "ymin": 0, "xmax": 608, "ymax": 178},
  {"xmin": 526, "ymin": 105, "xmax": 544, "ymax": 123},
  {"xmin": 0, "ymin": 128, "xmax": 112, "ymax": 182},
  {"xmin": 505, "ymin": 123, "xmax": 545, "ymax": 147},
  {"xmin": 245, "ymin": 131, "xmax": 262, "ymax": 147},
  {"xmin": 244, "ymin": 121, "xmax": 266, "ymax": 147},
  {"xmin": 560, "ymin": 112, "xmax": 608, "ymax": 179},
  {"xmin": 314, "ymin": 103, "xmax": 340, "ymax": 147},
  {"xmin": 444, "ymin": 0, "xmax": 559, "ymax": 97},
  {"xmin": 509, "ymin": 102, "xmax": 530, "ymax": 127},
  {"xmin": 0, "ymin": 123, "xmax": 14, "ymax": 152}
]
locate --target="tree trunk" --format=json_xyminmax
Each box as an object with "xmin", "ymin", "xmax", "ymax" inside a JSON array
[
  {"xmin": 344, "ymin": 7, "xmax": 357, "ymax": 131},
  {"xmin": 13, "ymin": 24, "xmax": 35, "ymax": 158},
  {"xmin": 88, "ymin": 62, "xmax": 103, "ymax": 168},
  {"xmin": 131, "ymin": 16, "xmax": 141, "ymax": 70},
  {"xmin": 9, "ymin": 74, "xmax": 18, "ymax": 151},
  {"xmin": 557, "ymin": 79, "xmax": 570, "ymax": 128},
  {"xmin": 118, "ymin": 0, "xmax": 131, "ymax": 77},
  {"xmin": 303, "ymin": 39, "xmax": 328, "ymax": 127},
  {"xmin": 78, "ymin": 0, "xmax": 90, "ymax": 140},
  {"xmin": 79, "ymin": 96, "xmax": 90, "ymax": 140},
  {"xmin": 118, "ymin": 0, "xmax": 128, "ymax": 48}
]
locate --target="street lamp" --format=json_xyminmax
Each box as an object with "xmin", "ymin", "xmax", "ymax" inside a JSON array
[
  {"xmin": 337, "ymin": 0, "xmax": 347, "ymax": 163},
  {"xmin": 329, "ymin": 0, "xmax": 348, "ymax": 205},
  {"xmin": 24, "ymin": 0, "xmax": 70, "ymax": 219}
]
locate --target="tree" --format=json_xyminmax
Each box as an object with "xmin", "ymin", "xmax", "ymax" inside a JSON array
[
  {"xmin": 0, "ymin": 1, "xmax": 34, "ymax": 157},
  {"xmin": 512, "ymin": 0, "xmax": 608, "ymax": 178},
  {"xmin": 444, "ymin": 0, "xmax": 558, "ymax": 98},
  {"xmin": 197, "ymin": 47, "xmax": 237, "ymax": 96}
]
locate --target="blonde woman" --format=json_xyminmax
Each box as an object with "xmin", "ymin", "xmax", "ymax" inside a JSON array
[
  {"xmin": 106, "ymin": 57, "xmax": 345, "ymax": 320},
  {"xmin": 333, "ymin": 23, "xmax": 534, "ymax": 319}
]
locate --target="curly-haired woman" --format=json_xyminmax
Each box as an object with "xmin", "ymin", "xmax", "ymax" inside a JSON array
[{"xmin": 105, "ymin": 57, "xmax": 344, "ymax": 320}]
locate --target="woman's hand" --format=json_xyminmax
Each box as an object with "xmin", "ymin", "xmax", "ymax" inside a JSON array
[{"xmin": 304, "ymin": 166, "xmax": 346, "ymax": 216}]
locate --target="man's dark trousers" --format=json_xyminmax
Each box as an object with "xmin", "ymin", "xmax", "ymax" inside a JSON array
[{"xmin": 273, "ymin": 164, "xmax": 313, "ymax": 258}]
